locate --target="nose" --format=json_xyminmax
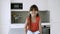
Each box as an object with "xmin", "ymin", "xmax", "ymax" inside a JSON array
[{"xmin": 32, "ymin": 11, "xmax": 35, "ymax": 14}]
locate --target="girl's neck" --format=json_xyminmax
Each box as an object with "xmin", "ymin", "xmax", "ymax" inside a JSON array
[
  {"xmin": 31, "ymin": 16, "xmax": 36, "ymax": 19},
  {"xmin": 31, "ymin": 16, "xmax": 36, "ymax": 23}
]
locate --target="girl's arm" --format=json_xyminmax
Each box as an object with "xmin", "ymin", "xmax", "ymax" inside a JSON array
[
  {"xmin": 39, "ymin": 18, "xmax": 42, "ymax": 34},
  {"xmin": 24, "ymin": 18, "xmax": 28, "ymax": 34}
]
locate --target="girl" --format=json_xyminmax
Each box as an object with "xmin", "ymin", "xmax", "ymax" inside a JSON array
[{"xmin": 25, "ymin": 5, "xmax": 42, "ymax": 34}]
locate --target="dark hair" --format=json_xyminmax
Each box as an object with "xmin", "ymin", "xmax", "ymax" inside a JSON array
[
  {"xmin": 29, "ymin": 5, "xmax": 39, "ymax": 25},
  {"xmin": 30, "ymin": 5, "xmax": 38, "ymax": 11}
]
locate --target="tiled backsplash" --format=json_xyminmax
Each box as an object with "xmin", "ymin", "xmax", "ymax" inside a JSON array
[{"xmin": 11, "ymin": 10, "xmax": 50, "ymax": 24}]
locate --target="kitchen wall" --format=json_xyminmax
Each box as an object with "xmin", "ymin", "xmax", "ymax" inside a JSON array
[
  {"xmin": 11, "ymin": 0, "xmax": 48, "ymax": 11},
  {"xmin": 0, "ymin": 0, "xmax": 60, "ymax": 34}
]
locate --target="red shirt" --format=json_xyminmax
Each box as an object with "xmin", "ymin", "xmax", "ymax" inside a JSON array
[{"xmin": 27, "ymin": 16, "xmax": 40, "ymax": 32}]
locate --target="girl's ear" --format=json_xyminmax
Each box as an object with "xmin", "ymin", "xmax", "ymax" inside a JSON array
[
  {"xmin": 30, "ymin": 11, "xmax": 31, "ymax": 14},
  {"xmin": 29, "ymin": 11, "xmax": 32, "ymax": 14}
]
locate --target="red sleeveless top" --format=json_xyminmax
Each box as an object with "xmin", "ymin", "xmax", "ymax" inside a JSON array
[{"xmin": 27, "ymin": 16, "xmax": 40, "ymax": 32}]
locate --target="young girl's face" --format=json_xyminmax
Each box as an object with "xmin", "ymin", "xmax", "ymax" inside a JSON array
[{"xmin": 30, "ymin": 9, "xmax": 38, "ymax": 17}]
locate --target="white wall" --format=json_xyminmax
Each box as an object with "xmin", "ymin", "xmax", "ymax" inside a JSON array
[
  {"xmin": 0, "ymin": 0, "xmax": 10, "ymax": 34},
  {"xmin": 48, "ymin": 0, "xmax": 60, "ymax": 34},
  {"xmin": 0, "ymin": 0, "xmax": 60, "ymax": 34},
  {"xmin": 0, "ymin": 0, "xmax": 2, "ymax": 34}
]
